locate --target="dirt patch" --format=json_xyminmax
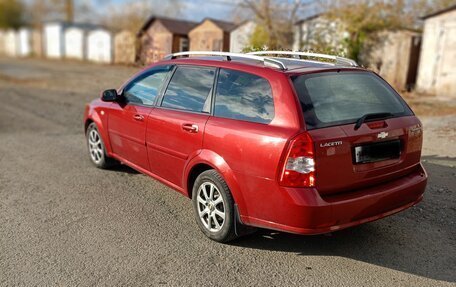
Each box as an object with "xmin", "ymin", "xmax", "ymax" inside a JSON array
[{"xmin": 402, "ymin": 92, "xmax": 456, "ymax": 117}]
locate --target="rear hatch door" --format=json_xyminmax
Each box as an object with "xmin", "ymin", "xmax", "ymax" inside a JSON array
[
  {"xmin": 292, "ymin": 70, "xmax": 423, "ymax": 195},
  {"xmin": 308, "ymin": 117, "xmax": 422, "ymax": 195}
]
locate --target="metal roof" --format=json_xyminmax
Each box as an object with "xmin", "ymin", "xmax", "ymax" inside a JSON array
[
  {"xmin": 138, "ymin": 16, "xmax": 198, "ymax": 36},
  {"xmin": 422, "ymin": 4, "xmax": 456, "ymax": 20}
]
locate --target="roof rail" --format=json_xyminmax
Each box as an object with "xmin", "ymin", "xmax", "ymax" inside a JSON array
[
  {"xmin": 163, "ymin": 51, "xmax": 287, "ymax": 70},
  {"xmin": 247, "ymin": 51, "xmax": 358, "ymax": 67}
]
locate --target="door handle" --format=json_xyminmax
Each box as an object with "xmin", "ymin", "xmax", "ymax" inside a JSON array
[
  {"xmin": 182, "ymin": 124, "xmax": 199, "ymax": 133},
  {"xmin": 133, "ymin": 114, "xmax": 144, "ymax": 121}
]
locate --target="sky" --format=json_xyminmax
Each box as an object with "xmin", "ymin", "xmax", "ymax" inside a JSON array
[
  {"xmin": 106, "ymin": 0, "xmax": 239, "ymax": 21},
  {"xmin": 34, "ymin": 0, "xmax": 318, "ymax": 27},
  {"xmin": 91, "ymin": 0, "xmax": 318, "ymax": 22}
]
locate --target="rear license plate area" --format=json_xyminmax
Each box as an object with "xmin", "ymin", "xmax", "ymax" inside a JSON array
[{"xmin": 353, "ymin": 139, "xmax": 401, "ymax": 164}]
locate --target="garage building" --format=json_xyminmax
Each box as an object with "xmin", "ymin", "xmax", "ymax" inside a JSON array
[{"xmin": 416, "ymin": 5, "xmax": 456, "ymax": 98}]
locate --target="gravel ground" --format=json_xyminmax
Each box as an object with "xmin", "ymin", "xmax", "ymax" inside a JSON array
[{"xmin": 0, "ymin": 57, "xmax": 455, "ymax": 286}]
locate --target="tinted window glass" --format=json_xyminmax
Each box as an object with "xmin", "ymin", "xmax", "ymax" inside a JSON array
[
  {"xmin": 124, "ymin": 66, "xmax": 172, "ymax": 105},
  {"xmin": 214, "ymin": 69, "xmax": 274, "ymax": 124},
  {"xmin": 292, "ymin": 72, "xmax": 413, "ymax": 130},
  {"xmin": 161, "ymin": 66, "xmax": 215, "ymax": 112}
]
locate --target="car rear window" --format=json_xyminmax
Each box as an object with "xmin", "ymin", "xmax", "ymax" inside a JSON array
[
  {"xmin": 292, "ymin": 71, "xmax": 413, "ymax": 130},
  {"xmin": 214, "ymin": 69, "xmax": 274, "ymax": 124}
]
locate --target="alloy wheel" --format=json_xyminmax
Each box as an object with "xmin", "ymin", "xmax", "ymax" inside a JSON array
[
  {"xmin": 196, "ymin": 182, "xmax": 226, "ymax": 232},
  {"xmin": 88, "ymin": 129, "xmax": 103, "ymax": 164}
]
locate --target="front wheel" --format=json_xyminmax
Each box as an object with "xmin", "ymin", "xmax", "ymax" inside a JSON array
[
  {"xmin": 192, "ymin": 170, "xmax": 238, "ymax": 243},
  {"xmin": 86, "ymin": 122, "xmax": 117, "ymax": 169}
]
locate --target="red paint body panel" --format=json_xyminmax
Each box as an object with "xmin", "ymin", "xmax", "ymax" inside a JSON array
[
  {"xmin": 84, "ymin": 57, "xmax": 427, "ymax": 235},
  {"xmin": 107, "ymin": 103, "xmax": 152, "ymax": 170},
  {"xmin": 309, "ymin": 116, "xmax": 423, "ymax": 195},
  {"xmin": 202, "ymin": 117, "xmax": 295, "ymax": 218},
  {"xmin": 84, "ymin": 99, "xmax": 113, "ymax": 154},
  {"xmin": 183, "ymin": 149, "xmax": 247, "ymax": 208},
  {"xmin": 146, "ymin": 108, "xmax": 209, "ymax": 188},
  {"xmin": 241, "ymin": 164, "xmax": 426, "ymax": 234}
]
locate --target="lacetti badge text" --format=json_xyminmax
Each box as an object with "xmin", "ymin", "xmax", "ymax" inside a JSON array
[{"xmin": 320, "ymin": 141, "xmax": 343, "ymax": 148}]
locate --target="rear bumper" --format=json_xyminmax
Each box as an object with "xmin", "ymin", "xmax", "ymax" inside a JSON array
[{"xmin": 241, "ymin": 163, "xmax": 427, "ymax": 235}]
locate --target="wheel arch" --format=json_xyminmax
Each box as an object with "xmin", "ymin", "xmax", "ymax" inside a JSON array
[
  {"xmin": 84, "ymin": 118, "xmax": 94, "ymax": 133},
  {"xmin": 187, "ymin": 163, "xmax": 214, "ymax": 198},
  {"xmin": 184, "ymin": 150, "xmax": 248, "ymax": 217},
  {"xmin": 84, "ymin": 108, "xmax": 113, "ymax": 155}
]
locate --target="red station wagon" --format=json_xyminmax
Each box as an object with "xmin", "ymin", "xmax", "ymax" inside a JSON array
[{"xmin": 84, "ymin": 51, "xmax": 427, "ymax": 242}]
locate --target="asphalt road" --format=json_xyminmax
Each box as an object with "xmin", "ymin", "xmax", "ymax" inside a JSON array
[{"xmin": 0, "ymin": 58, "xmax": 455, "ymax": 286}]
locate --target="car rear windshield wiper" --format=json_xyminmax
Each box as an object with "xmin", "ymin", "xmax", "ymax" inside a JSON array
[{"xmin": 354, "ymin": 112, "xmax": 393, "ymax": 130}]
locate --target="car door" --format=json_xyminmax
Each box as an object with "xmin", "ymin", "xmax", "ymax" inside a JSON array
[
  {"xmin": 107, "ymin": 65, "xmax": 173, "ymax": 170},
  {"xmin": 146, "ymin": 65, "xmax": 216, "ymax": 188}
]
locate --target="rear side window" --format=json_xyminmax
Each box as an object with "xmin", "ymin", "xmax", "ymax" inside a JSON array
[
  {"xmin": 292, "ymin": 71, "xmax": 413, "ymax": 130},
  {"xmin": 124, "ymin": 65, "xmax": 172, "ymax": 106},
  {"xmin": 161, "ymin": 66, "xmax": 215, "ymax": 112},
  {"xmin": 214, "ymin": 69, "xmax": 274, "ymax": 124}
]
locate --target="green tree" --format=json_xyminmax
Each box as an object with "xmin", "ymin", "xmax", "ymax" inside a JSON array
[
  {"xmin": 325, "ymin": 0, "xmax": 406, "ymax": 62},
  {"xmin": 242, "ymin": 23, "xmax": 270, "ymax": 52},
  {"xmin": 323, "ymin": 0, "xmax": 456, "ymax": 62},
  {"xmin": 0, "ymin": 0, "xmax": 24, "ymax": 29}
]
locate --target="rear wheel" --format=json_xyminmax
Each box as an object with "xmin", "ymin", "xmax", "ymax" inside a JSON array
[
  {"xmin": 192, "ymin": 170, "xmax": 238, "ymax": 243},
  {"xmin": 86, "ymin": 122, "xmax": 117, "ymax": 169}
]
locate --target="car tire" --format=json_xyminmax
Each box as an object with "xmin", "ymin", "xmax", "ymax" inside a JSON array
[
  {"xmin": 86, "ymin": 122, "xmax": 117, "ymax": 169},
  {"xmin": 192, "ymin": 170, "xmax": 238, "ymax": 243}
]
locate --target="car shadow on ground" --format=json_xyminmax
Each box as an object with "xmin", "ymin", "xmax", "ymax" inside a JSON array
[
  {"xmin": 108, "ymin": 163, "xmax": 140, "ymax": 175},
  {"xmin": 233, "ymin": 156, "xmax": 456, "ymax": 283}
]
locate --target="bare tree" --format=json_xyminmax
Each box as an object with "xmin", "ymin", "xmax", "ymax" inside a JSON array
[
  {"xmin": 48, "ymin": 0, "xmax": 74, "ymax": 21},
  {"xmin": 65, "ymin": 0, "xmax": 74, "ymax": 22},
  {"xmin": 410, "ymin": 0, "xmax": 456, "ymax": 19},
  {"xmin": 26, "ymin": 0, "xmax": 91, "ymax": 27},
  {"xmin": 239, "ymin": 0, "xmax": 311, "ymax": 49},
  {"xmin": 26, "ymin": 0, "xmax": 53, "ymax": 28},
  {"xmin": 101, "ymin": 0, "xmax": 185, "ymax": 32},
  {"xmin": 24, "ymin": 0, "xmax": 184, "ymax": 30}
]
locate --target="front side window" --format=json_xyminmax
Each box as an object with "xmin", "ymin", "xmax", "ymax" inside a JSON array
[
  {"xmin": 161, "ymin": 66, "xmax": 215, "ymax": 112},
  {"xmin": 214, "ymin": 69, "xmax": 274, "ymax": 124},
  {"xmin": 124, "ymin": 66, "xmax": 172, "ymax": 106}
]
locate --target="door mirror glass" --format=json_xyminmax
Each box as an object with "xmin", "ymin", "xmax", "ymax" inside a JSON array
[{"xmin": 101, "ymin": 89, "xmax": 119, "ymax": 102}]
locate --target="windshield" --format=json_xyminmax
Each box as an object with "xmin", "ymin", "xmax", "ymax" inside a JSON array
[{"xmin": 292, "ymin": 71, "xmax": 413, "ymax": 130}]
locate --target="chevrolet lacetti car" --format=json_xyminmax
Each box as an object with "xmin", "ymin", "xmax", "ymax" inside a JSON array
[{"xmin": 83, "ymin": 51, "xmax": 427, "ymax": 242}]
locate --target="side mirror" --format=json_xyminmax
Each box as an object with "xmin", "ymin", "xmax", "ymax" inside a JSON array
[{"xmin": 101, "ymin": 89, "xmax": 119, "ymax": 102}]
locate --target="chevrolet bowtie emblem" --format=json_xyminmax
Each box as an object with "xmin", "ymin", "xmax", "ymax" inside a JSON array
[{"xmin": 377, "ymin": 132, "xmax": 388, "ymax": 139}]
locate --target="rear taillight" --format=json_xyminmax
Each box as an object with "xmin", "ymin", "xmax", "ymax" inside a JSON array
[{"xmin": 279, "ymin": 132, "xmax": 315, "ymax": 187}]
